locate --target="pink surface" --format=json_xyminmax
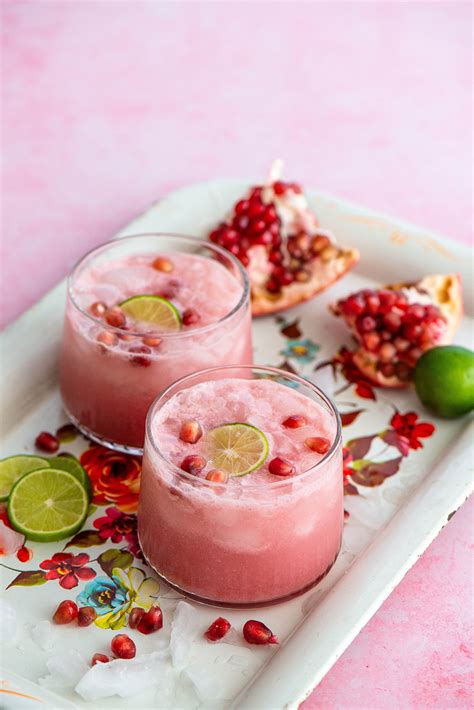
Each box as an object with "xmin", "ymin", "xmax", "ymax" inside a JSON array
[{"xmin": 1, "ymin": 1, "xmax": 473, "ymax": 706}]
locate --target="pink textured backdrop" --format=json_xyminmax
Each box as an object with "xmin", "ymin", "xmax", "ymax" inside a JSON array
[{"xmin": 1, "ymin": 1, "xmax": 473, "ymax": 707}]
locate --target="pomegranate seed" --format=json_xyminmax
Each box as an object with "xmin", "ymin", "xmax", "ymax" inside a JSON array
[
  {"xmin": 383, "ymin": 312, "xmax": 402, "ymax": 332},
  {"xmin": 378, "ymin": 342, "xmax": 396, "ymax": 363},
  {"xmin": 105, "ymin": 306, "xmax": 126, "ymax": 328},
  {"xmin": 204, "ymin": 617, "xmax": 231, "ymax": 642},
  {"xmin": 268, "ymin": 457, "xmax": 295, "ymax": 477},
  {"xmin": 128, "ymin": 607, "xmax": 145, "ymax": 629},
  {"xmin": 248, "ymin": 201, "xmax": 265, "ymax": 218},
  {"xmin": 273, "ymin": 180, "xmax": 286, "ymax": 195},
  {"xmin": 295, "ymin": 269, "xmax": 310, "ymax": 282},
  {"xmin": 233, "ymin": 214, "xmax": 249, "ymax": 231},
  {"xmin": 182, "ymin": 308, "xmax": 200, "ymax": 326},
  {"xmin": 89, "ymin": 301, "xmax": 106, "ymax": 317},
  {"xmin": 179, "ymin": 419, "xmax": 203, "ymax": 444},
  {"xmin": 111, "ymin": 634, "xmax": 136, "ymax": 659},
  {"xmin": 16, "ymin": 545, "xmax": 33, "ymax": 563},
  {"xmin": 263, "ymin": 205, "xmax": 277, "ymax": 223},
  {"xmin": 405, "ymin": 304, "xmax": 425, "ymax": 321},
  {"xmin": 235, "ymin": 199, "xmax": 249, "ymax": 214},
  {"xmin": 205, "ymin": 469, "xmax": 229, "ymax": 483},
  {"xmin": 181, "ymin": 455, "xmax": 206, "ymax": 475},
  {"xmin": 356, "ymin": 315, "xmax": 376, "ymax": 334},
  {"xmin": 363, "ymin": 332, "xmax": 380, "ymax": 351},
  {"xmin": 379, "ymin": 363, "xmax": 395, "ymax": 378},
  {"xmin": 97, "ymin": 330, "xmax": 118, "ymax": 347},
  {"xmin": 91, "ymin": 653, "xmax": 110, "ymax": 666},
  {"xmin": 249, "ymin": 186, "xmax": 262, "ymax": 199},
  {"xmin": 129, "ymin": 345, "xmax": 152, "ymax": 367},
  {"xmin": 266, "ymin": 278, "xmax": 281, "ymax": 294},
  {"xmin": 320, "ymin": 245, "xmax": 338, "ymax": 262},
  {"xmin": 136, "ymin": 605, "xmax": 163, "ymax": 635},
  {"xmin": 341, "ymin": 295, "xmax": 365, "ymax": 316},
  {"xmin": 142, "ymin": 335, "xmax": 162, "ymax": 347},
  {"xmin": 53, "ymin": 600, "xmax": 78, "ymax": 625},
  {"xmin": 282, "ymin": 415, "xmax": 307, "ymax": 429},
  {"xmin": 243, "ymin": 620, "xmax": 279, "ymax": 645},
  {"xmin": 378, "ymin": 290, "xmax": 398, "ymax": 311},
  {"xmin": 394, "ymin": 336, "xmax": 410, "ymax": 352},
  {"xmin": 35, "ymin": 431, "xmax": 59, "ymax": 453},
  {"xmin": 365, "ymin": 294, "xmax": 380, "ymax": 314},
  {"xmin": 403, "ymin": 323, "xmax": 422, "ymax": 341},
  {"xmin": 78, "ymin": 606, "xmax": 97, "ymax": 627},
  {"xmin": 152, "ymin": 256, "xmax": 174, "ymax": 272},
  {"xmin": 408, "ymin": 347, "xmax": 423, "ymax": 363},
  {"xmin": 312, "ymin": 234, "xmax": 330, "ymax": 253},
  {"xmin": 269, "ymin": 250, "xmax": 283, "ymax": 265},
  {"xmin": 396, "ymin": 361, "xmax": 412, "ymax": 381},
  {"xmin": 305, "ymin": 437, "xmax": 331, "ymax": 454}
]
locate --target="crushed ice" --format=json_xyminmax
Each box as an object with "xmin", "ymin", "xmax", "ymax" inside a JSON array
[
  {"xmin": 30, "ymin": 620, "xmax": 57, "ymax": 651},
  {"xmin": 170, "ymin": 601, "xmax": 201, "ymax": 672},
  {"xmin": 0, "ymin": 598, "xmax": 17, "ymax": 644},
  {"xmin": 39, "ymin": 649, "xmax": 88, "ymax": 689}
]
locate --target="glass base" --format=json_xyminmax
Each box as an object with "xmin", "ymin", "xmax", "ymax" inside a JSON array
[
  {"xmin": 64, "ymin": 407, "xmax": 144, "ymax": 456},
  {"xmin": 139, "ymin": 539, "xmax": 341, "ymax": 609}
]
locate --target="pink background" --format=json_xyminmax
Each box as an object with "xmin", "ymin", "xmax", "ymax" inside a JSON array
[{"xmin": 2, "ymin": 1, "xmax": 473, "ymax": 707}]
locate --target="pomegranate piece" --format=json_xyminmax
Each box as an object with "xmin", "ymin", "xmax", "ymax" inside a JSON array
[
  {"xmin": 205, "ymin": 469, "xmax": 229, "ymax": 483},
  {"xmin": 35, "ymin": 431, "xmax": 60, "ymax": 453},
  {"xmin": 104, "ymin": 306, "xmax": 126, "ymax": 328},
  {"xmin": 208, "ymin": 162, "xmax": 359, "ymax": 316},
  {"xmin": 305, "ymin": 437, "xmax": 331, "ymax": 454},
  {"xmin": 142, "ymin": 335, "xmax": 162, "ymax": 347},
  {"xmin": 182, "ymin": 308, "xmax": 201, "ymax": 326},
  {"xmin": 204, "ymin": 617, "xmax": 231, "ymax": 642},
  {"xmin": 16, "ymin": 545, "xmax": 33, "ymax": 563},
  {"xmin": 268, "ymin": 457, "xmax": 295, "ymax": 477},
  {"xmin": 152, "ymin": 256, "xmax": 174, "ymax": 272},
  {"xmin": 89, "ymin": 301, "xmax": 107, "ymax": 318},
  {"xmin": 128, "ymin": 607, "xmax": 145, "ymax": 629},
  {"xmin": 282, "ymin": 415, "xmax": 307, "ymax": 429},
  {"xmin": 91, "ymin": 653, "xmax": 110, "ymax": 666},
  {"xmin": 179, "ymin": 419, "xmax": 203, "ymax": 444},
  {"xmin": 181, "ymin": 455, "xmax": 206, "ymax": 475},
  {"xmin": 128, "ymin": 345, "xmax": 152, "ymax": 367},
  {"xmin": 243, "ymin": 620, "xmax": 279, "ymax": 645},
  {"xmin": 136, "ymin": 605, "xmax": 163, "ymax": 635},
  {"xmin": 53, "ymin": 600, "xmax": 78, "ymax": 625},
  {"xmin": 78, "ymin": 606, "xmax": 97, "ymax": 627},
  {"xmin": 331, "ymin": 274, "xmax": 463, "ymax": 387},
  {"xmin": 111, "ymin": 633, "xmax": 136, "ymax": 659}
]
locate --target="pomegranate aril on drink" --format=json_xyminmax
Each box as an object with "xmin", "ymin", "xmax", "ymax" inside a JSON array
[
  {"xmin": 282, "ymin": 415, "xmax": 307, "ymax": 429},
  {"xmin": 268, "ymin": 457, "xmax": 295, "ymax": 477},
  {"xmin": 136, "ymin": 605, "xmax": 163, "ymax": 635},
  {"xmin": 152, "ymin": 256, "xmax": 174, "ymax": 272},
  {"xmin": 205, "ymin": 469, "xmax": 229, "ymax": 483},
  {"xmin": 111, "ymin": 634, "xmax": 136, "ymax": 659},
  {"xmin": 53, "ymin": 600, "xmax": 78, "ymax": 625},
  {"xmin": 91, "ymin": 653, "xmax": 109, "ymax": 666},
  {"xmin": 78, "ymin": 606, "xmax": 97, "ymax": 627},
  {"xmin": 181, "ymin": 455, "xmax": 206, "ymax": 475},
  {"xmin": 89, "ymin": 301, "xmax": 107, "ymax": 317},
  {"xmin": 105, "ymin": 306, "xmax": 126, "ymax": 328},
  {"xmin": 182, "ymin": 308, "xmax": 200, "ymax": 326},
  {"xmin": 97, "ymin": 330, "xmax": 118, "ymax": 348},
  {"xmin": 179, "ymin": 419, "xmax": 203, "ymax": 444},
  {"xmin": 305, "ymin": 436, "xmax": 331, "ymax": 454},
  {"xmin": 128, "ymin": 607, "xmax": 145, "ymax": 629},
  {"xmin": 35, "ymin": 431, "xmax": 59, "ymax": 453},
  {"xmin": 142, "ymin": 335, "xmax": 162, "ymax": 347},
  {"xmin": 204, "ymin": 617, "xmax": 231, "ymax": 642},
  {"xmin": 243, "ymin": 620, "xmax": 279, "ymax": 645},
  {"xmin": 129, "ymin": 345, "xmax": 152, "ymax": 367}
]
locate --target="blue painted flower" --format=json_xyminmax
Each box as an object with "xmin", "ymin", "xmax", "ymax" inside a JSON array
[
  {"xmin": 280, "ymin": 338, "xmax": 320, "ymax": 364},
  {"xmin": 77, "ymin": 575, "xmax": 129, "ymax": 617}
]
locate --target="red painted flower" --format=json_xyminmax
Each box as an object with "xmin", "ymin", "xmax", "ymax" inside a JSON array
[
  {"xmin": 342, "ymin": 447, "xmax": 353, "ymax": 482},
  {"xmin": 39, "ymin": 552, "xmax": 96, "ymax": 589},
  {"xmin": 333, "ymin": 347, "xmax": 376, "ymax": 400},
  {"xmin": 80, "ymin": 446, "xmax": 141, "ymax": 513},
  {"xmin": 389, "ymin": 411, "xmax": 435, "ymax": 452},
  {"xmin": 93, "ymin": 507, "xmax": 142, "ymax": 559}
]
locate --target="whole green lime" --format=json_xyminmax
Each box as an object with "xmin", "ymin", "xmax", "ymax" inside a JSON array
[{"xmin": 414, "ymin": 345, "xmax": 474, "ymax": 418}]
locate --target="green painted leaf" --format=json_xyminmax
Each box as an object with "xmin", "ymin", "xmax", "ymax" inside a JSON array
[
  {"xmin": 65, "ymin": 530, "xmax": 103, "ymax": 549},
  {"xmin": 6, "ymin": 570, "xmax": 47, "ymax": 589},
  {"xmin": 98, "ymin": 549, "xmax": 133, "ymax": 577}
]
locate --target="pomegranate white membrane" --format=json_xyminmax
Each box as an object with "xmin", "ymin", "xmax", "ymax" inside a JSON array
[
  {"xmin": 138, "ymin": 368, "xmax": 343, "ymax": 606},
  {"xmin": 59, "ymin": 235, "xmax": 252, "ymax": 452}
]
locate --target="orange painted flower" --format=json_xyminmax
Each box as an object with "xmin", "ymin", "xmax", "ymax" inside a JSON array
[{"xmin": 80, "ymin": 446, "xmax": 141, "ymax": 512}]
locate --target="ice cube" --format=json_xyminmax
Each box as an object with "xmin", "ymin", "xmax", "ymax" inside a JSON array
[
  {"xmin": 184, "ymin": 660, "xmax": 232, "ymax": 702},
  {"xmin": 0, "ymin": 520, "xmax": 25, "ymax": 555},
  {"xmin": 170, "ymin": 601, "xmax": 201, "ymax": 672},
  {"xmin": 30, "ymin": 620, "xmax": 57, "ymax": 651},
  {"xmin": 39, "ymin": 649, "xmax": 88, "ymax": 689},
  {"xmin": 0, "ymin": 599, "xmax": 16, "ymax": 644},
  {"xmin": 75, "ymin": 650, "xmax": 170, "ymax": 701}
]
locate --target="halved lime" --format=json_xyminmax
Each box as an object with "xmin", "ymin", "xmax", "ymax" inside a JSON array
[
  {"xmin": 120, "ymin": 295, "xmax": 181, "ymax": 331},
  {"xmin": 49, "ymin": 456, "xmax": 93, "ymax": 501},
  {"xmin": 0, "ymin": 455, "xmax": 50, "ymax": 502},
  {"xmin": 8, "ymin": 468, "xmax": 89, "ymax": 542},
  {"xmin": 205, "ymin": 423, "xmax": 269, "ymax": 477}
]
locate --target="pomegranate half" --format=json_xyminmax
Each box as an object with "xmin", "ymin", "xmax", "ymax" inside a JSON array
[{"xmin": 331, "ymin": 274, "xmax": 463, "ymax": 387}]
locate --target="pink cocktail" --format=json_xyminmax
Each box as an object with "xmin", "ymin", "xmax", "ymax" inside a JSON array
[
  {"xmin": 138, "ymin": 366, "xmax": 343, "ymax": 606},
  {"xmin": 59, "ymin": 235, "xmax": 252, "ymax": 453}
]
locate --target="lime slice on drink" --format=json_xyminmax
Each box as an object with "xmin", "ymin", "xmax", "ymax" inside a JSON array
[
  {"xmin": 120, "ymin": 295, "xmax": 181, "ymax": 331},
  {"xmin": 0, "ymin": 455, "xmax": 49, "ymax": 502},
  {"xmin": 206, "ymin": 423, "xmax": 269, "ymax": 477},
  {"xmin": 49, "ymin": 456, "xmax": 93, "ymax": 501},
  {"xmin": 414, "ymin": 345, "xmax": 474, "ymax": 418},
  {"xmin": 8, "ymin": 468, "xmax": 89, "ymax": 542}
]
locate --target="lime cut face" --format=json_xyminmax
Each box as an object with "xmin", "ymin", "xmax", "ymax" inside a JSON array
[
  {"xmin": 0, "ymin": 455, "xmax": 49, "ymax": 502},
  {"xmin": 206, "ymin": 423, "xmax": 269, "ymax": 477},
  {"xmin": 120, "ymin": 295, "xmax": 182, "ymax": 332},
  {"xmin": 49, "ymin": 456, "xmax": 93, "ymax": 501},
  {"xmin": 8, "ymin": 468, "xmax": 89, "ymax": 542},
  {"xmin": 414, "ymin": 345, "xmax": 474, "ymax": 418}
]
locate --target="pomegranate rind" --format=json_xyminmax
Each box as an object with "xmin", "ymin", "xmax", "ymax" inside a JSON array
[{"xmin": 336, "ymin": 274, "xmax": 463, "ymax": 388}]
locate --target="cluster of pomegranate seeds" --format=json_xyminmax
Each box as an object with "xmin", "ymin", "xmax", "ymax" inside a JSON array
[
  {"xmin": 181, "ymin": 455, "xmax": 207, "ymax": 475},
  {"xmin": 204, "ymin": 617, "xmax": 231, "ymax": 642},
  {"xmin": 111, "ymin": 633, "xmax": 136, "ymax": 659},
  {"xmin": 53, "ymin": 600, "xmax": 78, "ymax": 624},
  {"xmin": 268, "ymin": 416, "xmax": 331, "ymax": 477},
  {"xmin": 135, "ymin": 606, "xmax": 163, "ymax": 635},
  {"xmin": 243, "ymin": 620, "xmax": 279, "ymax": 645},
  {"xmin": 179, "ymin": 419, "xmax": 203, "ymax": 444},
  {"xmin": 305, "ymin": 437, "xmax": 331, "ymax": 454},
  {"xmin": 268, "ymin": 457, "xmax": 295, "ymax": 477},
  {"xmin": 128, "ymin": 607, "xmax": 145, "ymax": 629},
  {"xmin": 35, "ymin": 431, "xmax": 60, "ymax": 453},
  {"xmin": 335, "ymin": 288, "xmax": 447, "ymax": 379},
  {"xmin": 91, "ymin": 653, "xmax": 110, "ymax": 666},
  {"xmin": 78, "ymin": 606, "xmax": 97, "ymax": 627}
]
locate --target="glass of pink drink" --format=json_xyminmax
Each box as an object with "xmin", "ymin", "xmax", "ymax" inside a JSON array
[
  {"xmin": 59, "ymin": 235, "xmax": 252, "ymax": 453},
  {"xmin": 138, "ymin": 366, "xmax": 343, "ymax": 607}
]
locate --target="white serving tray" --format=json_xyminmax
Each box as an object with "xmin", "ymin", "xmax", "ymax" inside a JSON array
[{"xmin": 1, "ymin": 180, "xmax": 473, "ymax": 710}]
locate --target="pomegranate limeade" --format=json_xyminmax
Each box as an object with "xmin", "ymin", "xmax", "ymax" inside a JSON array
[
  {"xmin": 138, "ymin": 367, "xmax": 343, "ymax": 605},
  {"xmin": 59, "ymin": 235, "xmax": 252, "ymax": 452}
]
